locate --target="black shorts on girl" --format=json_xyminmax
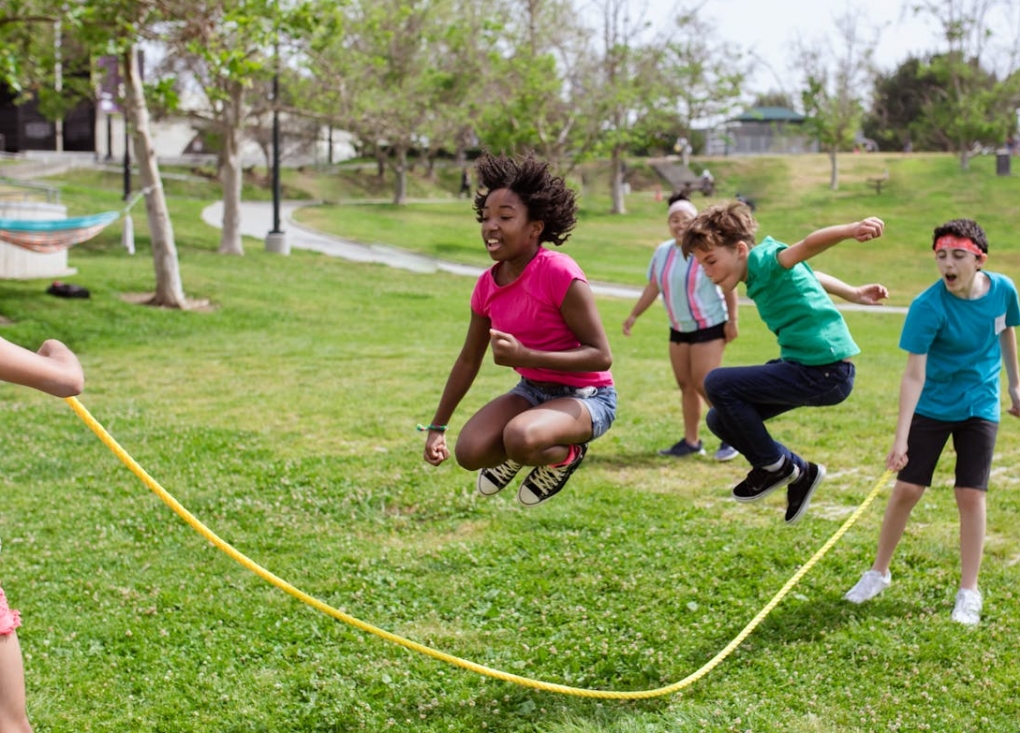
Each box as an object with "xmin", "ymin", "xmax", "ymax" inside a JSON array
[{"xmin": 670, "ymin": 322, "xmax": 727, "ymax": 344}]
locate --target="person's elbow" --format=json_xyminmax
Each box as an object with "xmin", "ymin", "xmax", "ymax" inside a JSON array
[{"xmin": 594, "ymin": 346, "xmax": 613, "ymax": 372}]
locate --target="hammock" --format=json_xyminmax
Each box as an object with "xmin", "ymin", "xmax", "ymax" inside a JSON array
[
  {"xmin": 0, "ymin": 188, "xmax": 150, "ymax": 255},
  {"xmin": 0, "ymin": 211, "xmax": 121, "ymax": 254}
]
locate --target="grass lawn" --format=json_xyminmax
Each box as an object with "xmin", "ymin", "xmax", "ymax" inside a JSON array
[{"xmin": 0, "ymin": 153, "xmax": 1018, "ymax": 731}]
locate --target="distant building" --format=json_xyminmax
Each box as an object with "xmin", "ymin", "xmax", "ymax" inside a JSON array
[
  {"xmin": 1, "ymin": 80, "xmax": 355, "ymax": 167},
  {"xmin": 0, "ymin": 83, "xmax": 95, "ymax": 154},
  {"xmin": 704, "ymin": 106, "xmax": 818, "ymax": 156}
]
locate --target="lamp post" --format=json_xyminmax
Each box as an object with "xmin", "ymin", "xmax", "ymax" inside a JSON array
[{"xmin": 264, "ymin": 36, "xmax": 288, "ymax": 254}]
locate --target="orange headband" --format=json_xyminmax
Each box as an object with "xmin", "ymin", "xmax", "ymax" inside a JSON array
[{"xmin": 935, "ymin": 235, "xmax": 984, "ymax": 256}]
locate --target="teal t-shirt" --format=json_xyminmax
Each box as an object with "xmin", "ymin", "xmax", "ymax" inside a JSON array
[
  {"xmin": 901, "ymin": 271, "xmax": 1020, "ymax": 422},
  {"xmin": 745, "ymin": 237, "xmax": 860, "ymax": 365}
]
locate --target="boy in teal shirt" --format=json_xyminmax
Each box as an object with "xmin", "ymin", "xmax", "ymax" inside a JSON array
[
  {"xmin": 845, "ymin": 218, "xmax": 1020, "ymax": 625},
  {"xmin": 681, "ymin": 201, "xmax": 887, "ymax": 524}
]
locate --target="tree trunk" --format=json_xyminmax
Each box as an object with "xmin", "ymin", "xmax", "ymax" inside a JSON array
[
  {"xmin": 959, "ymin": 147, "xmax": 971, "ymax": 171},
  {"xmin": 124, "ymin": 45, "xmax": 187, "ymax": 309},
  {"xmin": 829, "ymin": 146, "xmax": 840, "ymax": 191},
  {"xmin": 610, "ymin": 146, "xmax": 626, "ymax": 215},
  {"xmin": 393, "ymin": 146, "xmax": 408, "ymax": 205},
  {"xmin": 218, "ymin": 83, "xmax": 245, "ymax": 255}
]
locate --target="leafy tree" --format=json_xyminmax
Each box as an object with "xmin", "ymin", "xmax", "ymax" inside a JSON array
[
  {"xmin": 798, "ymin": 9, "xmax": 876, "ymax": 190},
  {"xmin": 908, "ymin": 0, "xmax": 1020, "ymax": 168},
  {"xmin": 475, "ymin": 0, "xmax": 600, "ymax": 173},
  {"xmin": 862, "ymin": 57, "xmax": 933, "ymax": 151},
  {"xmin": 655, "ymin": 9, "xmax": 746, "ymax": 154},
  {"xmin": 152, "ymin": 0, "xmax": 316, "ymax": 254}
]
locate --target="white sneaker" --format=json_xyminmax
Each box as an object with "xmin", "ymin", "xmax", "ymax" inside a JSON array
[
  {"xmin": 951, "ymin": 588, "xmax": 982, "ymax": 626},
  {"xmin": 844, "ymin": 569, "xmax": 892, "ymax": 604}
]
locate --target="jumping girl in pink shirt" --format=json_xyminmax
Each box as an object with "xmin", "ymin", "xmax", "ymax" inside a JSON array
[{"xmin": 422, "ymin": 152, "xmax": 616, "ymax": 506}]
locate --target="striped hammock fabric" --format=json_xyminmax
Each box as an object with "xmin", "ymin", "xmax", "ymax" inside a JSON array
[{"xmin": 0, "ymin": 211, "xmax": 121, "ymax": 254}]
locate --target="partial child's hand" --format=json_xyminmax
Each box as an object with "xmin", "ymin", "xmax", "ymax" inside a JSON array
[
  {"xmin": 489, "ymin": 329, "xmax": 525, "ymax": 366},
  {"xmin": 622, "ymin": 316, "xmax": 636, "ymax": 336},
  {"xmin": 853, "ymin": 283, "xmax": 890, "ymax": 306},
  {"xmin": 1007, "ymin": 385, "xmax": 1020, "ymax": 417},
  {"xmin": 886, "ymin": 437, "xmax": 909, "ymax": 471},
  {"xmin": 423, "ymin": 431, "xmax": 450, "ymax": 466},
  {"xmin": 724, "ymin": 320, "xmax": 738, "ymax": 343},
  {"xmin": 853, "ymin": 217, "xmax": 885, "ymax": 242}
]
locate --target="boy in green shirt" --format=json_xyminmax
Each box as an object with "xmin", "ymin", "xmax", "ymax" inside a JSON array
[{"xmin": 682, "ymin": 201, "xmax": 886, "ymax": 523}]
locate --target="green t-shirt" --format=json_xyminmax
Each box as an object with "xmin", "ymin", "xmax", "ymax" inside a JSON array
[{"xmin": 745, "ymin": 237, "xmax": 860, "ymax": 365}]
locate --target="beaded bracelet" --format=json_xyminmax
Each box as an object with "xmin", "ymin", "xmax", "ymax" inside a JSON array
[{"xmin": 416, "ymin": 423, "xmax": 448, "ymax": 432}]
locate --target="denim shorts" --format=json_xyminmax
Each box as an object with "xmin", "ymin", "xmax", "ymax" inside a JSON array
[{"xmin": 509, "ymin": 378, "xmax": 617, "ymax": 440}]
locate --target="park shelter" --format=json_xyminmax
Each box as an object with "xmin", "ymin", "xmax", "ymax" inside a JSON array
[{"xmin": 705, "ymin": 106, "xmax": 818, "ymax": 156}]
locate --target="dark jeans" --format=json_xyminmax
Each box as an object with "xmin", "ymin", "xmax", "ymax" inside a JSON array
[{"xmin": 704, "ymin": 359, "xmax": 855, "ymax": 472}]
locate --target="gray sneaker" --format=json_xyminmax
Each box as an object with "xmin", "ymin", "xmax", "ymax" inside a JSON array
[
  {"xmin": 714, "ymin": 442, "xmax": 739, "ymax": 462},
  {"xmin": 476, "ymin": 459, "xmax": 523, "ymax": 496}
]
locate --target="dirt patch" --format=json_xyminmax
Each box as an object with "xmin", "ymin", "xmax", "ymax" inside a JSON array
[{"xmin": 120, "ymin": 292, "xmax": 216, "ymax": 312}]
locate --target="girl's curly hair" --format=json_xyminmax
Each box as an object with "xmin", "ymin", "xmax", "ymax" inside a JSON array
[
  {"xmin": 932, "ymin": 218, "xmax": 988, "ymax": 253},
  {"xmin": 472, "ymin": 152, "xmax": 578, "ymax": 246},
  {"xmin": 681, "ymin": 200, "xmax": 758, "ymax": 257}
]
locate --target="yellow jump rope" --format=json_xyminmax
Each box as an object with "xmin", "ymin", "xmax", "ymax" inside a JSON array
[{"xmin": 65, "ymin": 396, "xmax": 892, "ymax": 700}]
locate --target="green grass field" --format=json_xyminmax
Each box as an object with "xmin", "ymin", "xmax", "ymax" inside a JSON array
[{"xmin": 1, "ymin": 153, "xmax": 1019, "ymax": 732}]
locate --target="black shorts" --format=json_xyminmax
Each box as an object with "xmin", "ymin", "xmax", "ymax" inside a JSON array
[
  {"xmin": 669, "ymin": 322, "xmax": 727, "ymax": 345},
  {"xmin": 897, "ymin": 414, "xmax": 998, "ymax": 490}
]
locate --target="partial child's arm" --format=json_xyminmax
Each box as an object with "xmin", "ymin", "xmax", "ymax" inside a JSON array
[
  {"xmin": 423, "ymin": 312, "xmax": 490, "ymax": 466},
  {"xmin": 999, "ymin": 327, "xmax": 1020, "ymax": 417},
  {"xmin": 887, "ymin": 352, "xmax": 926, "ymax": 471},
  {"xmin": 490, "ymin": 280, "xmax": 612, "ymax": 373},
  {"xmin": 723, "ymin": 286, "xmax": 739, "ymax": 342},
  {"xmin": 778, "ymin": 217, "xmax": 885, "ymax": 269},
  {"xmin": 0, "ymin": 337, "xmax": 84, "ymax": 397},
  {"xmin": 623, "ymin": 280, "xmax": 661, "ymax": 336},
  {"xmin": 815, "ymin": 272, "xmax": 889, "ymax": 305}
]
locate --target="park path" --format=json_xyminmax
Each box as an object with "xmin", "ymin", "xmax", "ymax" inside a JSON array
[{"xmin": 201, "ymin": 200, "xmax": 907, "ymax": 313}]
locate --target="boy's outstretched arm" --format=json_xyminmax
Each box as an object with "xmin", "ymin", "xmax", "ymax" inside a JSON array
[
  {"xmin": 778, "ymin": 217, "xmax": 884, "ymax": 269},
  {"xmin": 815, "ymin": 272, "xmax": 890, "ymax": 305}
]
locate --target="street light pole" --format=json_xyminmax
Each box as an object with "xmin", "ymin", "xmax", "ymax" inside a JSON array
[{"xmin": 264, "ymin": 35, "xmax": 288, "ymax": 254}]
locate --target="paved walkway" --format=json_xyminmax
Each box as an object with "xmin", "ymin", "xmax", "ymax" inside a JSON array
[
  {"xmin": 201, "ymin": 200, "xmax": 643, "ymax": 299},
  {"xmin": 202, "ymin": 200, "xmax": 906, "ymax": 312}
]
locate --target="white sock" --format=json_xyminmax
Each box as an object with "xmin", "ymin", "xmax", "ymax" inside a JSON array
[{"xmin": 763, "ymin": 456, "xmax": 785, "ymax": 472}]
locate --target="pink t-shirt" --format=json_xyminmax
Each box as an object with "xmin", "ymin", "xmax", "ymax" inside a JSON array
[{"xmin": 470, "ymin": 247, "xmax": 613, "ymax": 388}]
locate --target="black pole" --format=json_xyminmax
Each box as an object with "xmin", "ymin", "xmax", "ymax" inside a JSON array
[
  {"xmin": 122, "ymin": 115, "xmax": 130, "ymax": 201},
  {"xmin": 264, "ymin": 35, "xmax": 288, "ymax": 253},
  {"xmin": 106, "ymin": 114, "xmax": 113, "ymax": 161},
  {"xmin": 271, "ymin": 65, "xmax": 281, "ymax": 234}
]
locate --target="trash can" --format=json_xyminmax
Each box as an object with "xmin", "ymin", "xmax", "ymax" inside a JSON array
[{"xmin": 996, "ymin": 150, "xmax": 1011, "ymax": 176}]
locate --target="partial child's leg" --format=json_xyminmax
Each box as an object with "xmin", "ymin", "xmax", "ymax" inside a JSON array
[
  {"xmin": 688, "ymin": 338, "xmax": 726, "ymax": 406},
  {"xmin": 955, "ymin": 487, "xmax": 986, "ymax": 591},
  {"xmin": 872, "ymin": 480, "xmax": 926, "ymax": 574},
  {"xmin": 0, "ymin": 632, "xmax": 32, "ymax": 733},
  {"xmin": 503, "ymin": 397, "xmax": 593, "ymax": 467},
  {"xmin": 705, "ymin": 359, "xmax": 853, "ymax": 469},
  {"xmin": 668, "ymin": 341, "xmax": 702, "ymax": 446},
  {"xmin": 455, "ymin": 392, "xmax": 532, "ymax": 470},
  {"xmin": 844, "ymin": 480, "xmax": 925, "ymax": 603}
]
